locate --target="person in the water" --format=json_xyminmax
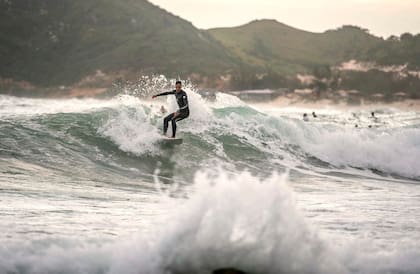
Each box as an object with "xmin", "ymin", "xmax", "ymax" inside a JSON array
[{"xmin": 152, "ymin": 81, "xmax": 189, "ymax": 138}]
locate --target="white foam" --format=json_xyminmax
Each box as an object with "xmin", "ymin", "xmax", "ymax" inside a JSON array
[
  {"xmin": 0, "ymin": 95, "xmax": 134, "ymax": 117},
  {"xmin": 141, "ymin": 170, "xmax": 344, "ymax": 274},
  {"xmin": 307, "ymin": 128, "xmax": 420, "ymax": 177},
  {"xmin": 248, "ymin": 108, "xmax": 420, "ymax": 179},
  {"xmin": 0, "ymin": 170, "xmax": 343, "ymax": 274},
  {"xmin": 1, "ymin": 169, "xmax": 420, "ymax": 274},
  {"xmin": 212, "ymin": 92, "xmax": 247, "ymax": 108},
  {"xmin": 98, "ymin": 104, "xmax": 162, "ymax": 155},
  {"xmin": 283, "ymin": 123, "xmax": 420, "ymax": 179}
]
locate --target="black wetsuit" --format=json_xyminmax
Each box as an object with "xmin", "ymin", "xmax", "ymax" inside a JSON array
[{"xmin": 155, "ymin": 90, "xmax": 189, "ymax": 137}]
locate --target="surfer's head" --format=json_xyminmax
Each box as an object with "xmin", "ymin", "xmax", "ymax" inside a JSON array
[{"xmin": 175, "ymin": 81, "xmax": 182, "ymax": 92}]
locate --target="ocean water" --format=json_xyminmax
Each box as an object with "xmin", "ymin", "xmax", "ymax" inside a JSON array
[{"xmin": 0, "ymin": 90, "xmax": 420, "ymax": 274}]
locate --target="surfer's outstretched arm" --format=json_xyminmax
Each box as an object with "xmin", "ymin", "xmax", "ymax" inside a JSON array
[{"xmin": 152, "ymin": 90, "xmax": 175, "ymax": 99}]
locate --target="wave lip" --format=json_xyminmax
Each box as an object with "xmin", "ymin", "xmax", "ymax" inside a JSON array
[{"xmin": 300, "ymin": 127, "xmax": 420, "ymax": 180}]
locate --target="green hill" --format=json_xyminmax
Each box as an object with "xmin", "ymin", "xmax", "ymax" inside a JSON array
[
  {"xmin": 0, "ymin": 0, "xmax": 236, "ymax": 86},
  {"xmin": 0, "ymin": 2, "xmax": 419, "ymax": 95},
  {"xmin": 208, "ymin": 20, "xmax": 420, "ymax": 93},
  {"xmin": 208, "ymin": 19, "xmax": 383, "ymax": 75}
]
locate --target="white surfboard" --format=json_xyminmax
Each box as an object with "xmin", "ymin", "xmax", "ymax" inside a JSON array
[{"xmin": 158, "ymin": 136, "xmax": 183, "ymax": 145}]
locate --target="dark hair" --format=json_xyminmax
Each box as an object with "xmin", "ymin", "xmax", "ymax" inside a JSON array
[{"xmin": 175, "ymin": 80, "xmax": 182, "ymax": 85}]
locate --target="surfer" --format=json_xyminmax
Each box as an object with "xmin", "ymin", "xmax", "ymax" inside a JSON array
[{"xmin": 152, "ymin": 81, "xmax": 189, "ymax": 138}]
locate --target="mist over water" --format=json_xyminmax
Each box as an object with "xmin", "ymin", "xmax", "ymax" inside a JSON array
[{"xmin": 1, "ymin": 79, "xmax": 420, "ymax": 273}]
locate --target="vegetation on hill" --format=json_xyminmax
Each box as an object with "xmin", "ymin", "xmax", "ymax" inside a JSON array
[
  {"xmin": 209, "ymin": 20, "xmax": 420, "ymax": 95},
  {"xmin": 209, "ymin": 21, "xmax": 382, "ymax": 74},
  {"xmin": 0, "ymin": 1, "xmax": 419, "ymax": 99},
  {"xmin": 0, "ymin": 0, "xmax": 236, "ymax": 86}
]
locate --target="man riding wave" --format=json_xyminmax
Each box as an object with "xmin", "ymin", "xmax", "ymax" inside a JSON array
[{"xmin": 152, "ymin": 81, "xmax": 189, "ymax": 138}]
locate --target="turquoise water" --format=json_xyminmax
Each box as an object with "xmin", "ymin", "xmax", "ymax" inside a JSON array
[{"xmin": 0, "ymin": 93, "xmax": 420, "ymax": 274}]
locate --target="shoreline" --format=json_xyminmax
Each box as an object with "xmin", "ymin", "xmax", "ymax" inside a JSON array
[
  {"xmin": 250, "ymin": 96, "xmax": 420, "ymax": 111},
  {"xmin": 1, "ymin": 88, "xmax": 419, "ymax": 111}
]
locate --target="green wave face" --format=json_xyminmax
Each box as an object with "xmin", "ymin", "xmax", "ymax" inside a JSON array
[
  {"xmin": 1, "ymin": 93, "xmax": 420, "ymax": 274},
  {"xmin": 1, "ymin": 93, "xmax": 420, "ymax": 185}
]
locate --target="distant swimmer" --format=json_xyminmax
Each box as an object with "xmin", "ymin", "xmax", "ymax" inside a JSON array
[
  {"xmin": 152, "ymin": 81, "xmax": 189, "ymax": 138},
  {"xmin": 370, "ymin": 111, "xmax": 379, "ymax": 123},
  {"xmin": 303, "ymin": 113, "xmax": 309, "ymax": 122},
  {"xmin": 312, "ymin": 111, "xmax": 317, "ymax": 118}
]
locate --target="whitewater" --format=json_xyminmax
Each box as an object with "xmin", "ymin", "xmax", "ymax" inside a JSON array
[{"xmin": 1, "ymin": 82, "xmax": 420, "ymax": 274}]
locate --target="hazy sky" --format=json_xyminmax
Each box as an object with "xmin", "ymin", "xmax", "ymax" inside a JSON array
[{"xmin": 149, "ymin": 0, "xmax": 420, "ymax": 37}]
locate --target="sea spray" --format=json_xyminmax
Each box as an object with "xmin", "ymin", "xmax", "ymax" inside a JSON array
[
  {"xmin": 2, "ymin": 169, "xmax": 347, "ymax": 274},
  {"xmin": 138, "ymin": 169, "xmax": 346, "ymax": 274}
]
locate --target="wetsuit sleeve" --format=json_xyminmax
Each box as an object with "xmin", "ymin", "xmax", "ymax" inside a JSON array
[
  {"xmin": 179, "ymin": 93, "xmax": 189, "ymax": 111},
  {"xmin": 155, "ymin": 90, "xmax": 176, "ymax": 97}
]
